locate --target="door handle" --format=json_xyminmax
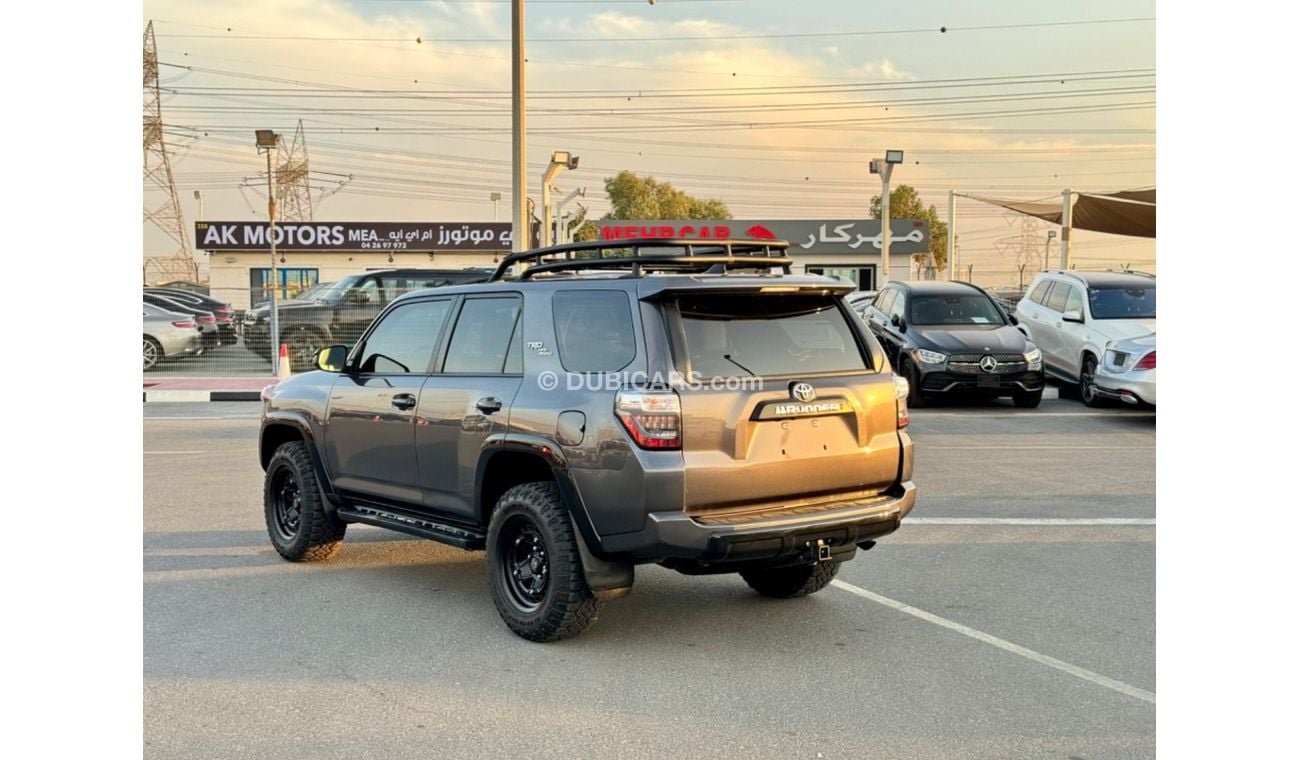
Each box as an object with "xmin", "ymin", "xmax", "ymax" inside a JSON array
[
  {"xmin": 475, "ymin": 397, "xmax": 503, "ymax": 414},
  {"xmin": 391, "ymin": 393, "xmax": 417, "ymax": 411}
]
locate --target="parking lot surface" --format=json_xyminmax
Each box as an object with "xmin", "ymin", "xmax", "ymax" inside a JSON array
[{"xmin": 144, "ymin": 399, "xmax": 1155, "ymax": 759}]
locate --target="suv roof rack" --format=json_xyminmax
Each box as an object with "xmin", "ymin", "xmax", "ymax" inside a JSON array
[{"xmin": 489, "ymin": 238, "xmax": 792, "ymax": 282}]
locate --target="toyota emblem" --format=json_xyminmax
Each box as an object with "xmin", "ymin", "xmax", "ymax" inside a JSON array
[
  {"xmin": 979, "ymin": 356, "xmax": 999, "ymax": 373},
  {"xmin": 791, "ymin": 382, "xmax": 816, "ymax": 402}
]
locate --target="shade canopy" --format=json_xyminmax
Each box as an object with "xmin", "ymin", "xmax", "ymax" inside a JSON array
[{"xmin": 968, "ymin": 189, "xmax": 1155, "ymax": 238}]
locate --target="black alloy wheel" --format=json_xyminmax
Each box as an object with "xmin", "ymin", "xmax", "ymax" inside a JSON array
[
  {"xmin": 268, "ymin": 465, "xmax": 303, "ymax": 544},
  {"xmin": 497, "ymin": 515, "xmax": 550, "ymax": 614}
]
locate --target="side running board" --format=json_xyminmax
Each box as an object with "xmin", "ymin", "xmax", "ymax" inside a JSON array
[{"xmin": 336, "ymin": 504, "xmax": 486, "ymax": 550}]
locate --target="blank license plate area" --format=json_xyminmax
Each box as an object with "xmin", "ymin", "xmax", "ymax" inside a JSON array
[
  {"xmin": 755, "ymin": 415, "xmax": 858, "ymax": 459},
  {"xmin": 977, "ymin": 374, "xmax": 1001, "ymax": 388}
]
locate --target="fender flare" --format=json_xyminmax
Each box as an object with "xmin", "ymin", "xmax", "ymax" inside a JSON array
[{"xmin": 260, "ymin": 413, "xmax": 342, "ymax": 513}]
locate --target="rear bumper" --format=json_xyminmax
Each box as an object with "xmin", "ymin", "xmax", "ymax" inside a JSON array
[
  {"xmin": 601, "ymin": 480, "xmax": 916, "ymax": 563},
  {"xmin": 1094, "ymin": 369, "xmax": 1156, "ymax": 405}
]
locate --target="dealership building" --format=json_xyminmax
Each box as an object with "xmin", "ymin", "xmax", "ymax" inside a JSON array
[{"xmin": 195, "ymin": 218, "xmax": 929, "ymax": 310}]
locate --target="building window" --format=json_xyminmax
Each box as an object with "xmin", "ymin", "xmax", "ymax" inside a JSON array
[
  {"xmin": 806, "ymin": 266, "xmax": 876, "ymax": 291},
  {"xmin": 250, "ymin": 268, "xmax": 320, "ymax": 303}
]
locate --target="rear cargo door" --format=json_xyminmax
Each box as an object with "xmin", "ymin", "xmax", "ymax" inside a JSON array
[{"xmin": 666, "ymin": 292, "xmax": 902, "ymax": 514}]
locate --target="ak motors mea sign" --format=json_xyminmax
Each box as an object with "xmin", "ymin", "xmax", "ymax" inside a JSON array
[
  {"xmin": 195, "ymin": 221, "xmax": 514, "ymax": 252},
  {"xmin": 598, "ymin": 219, "xmax": 929, "ymax": 255}
]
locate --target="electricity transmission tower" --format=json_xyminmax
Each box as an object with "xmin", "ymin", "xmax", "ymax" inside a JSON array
[
  {"xmin": 276, "ymin": 120, "xmax": 313, "ymax": 221},
  {"xmin": 993, "ymin": 211, "xmax": 1041, "ymax": 287},
  {"xmin": 142, "ymin": 20, "xmax": 197, "ymax": 283}
]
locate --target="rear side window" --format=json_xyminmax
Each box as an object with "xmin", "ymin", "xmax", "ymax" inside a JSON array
[
  {"xmin": 675, "ymin": 294, "xmax": 868, "ymax": 378},
  {"xmin": 553, "ymin": 291, "xmax": 637, "ymax": 372},
  {"xmin": 357, "ymin": 298, "xmax": 453, "ymax": 374},
  {"xmin": 1028, "ymin": 280, "xmax": 1052, "ymax": 305},
  {"xmin": 443, "ymin": 296, "xmax": 522, "ymax": 374},
  {"xmin": 1044, "ymin": 282, "xmax": 1070, "ymax": 312},
  {"xmin": 1089, "ymin": 285, "xmax": 1156, "ymax": 319}
]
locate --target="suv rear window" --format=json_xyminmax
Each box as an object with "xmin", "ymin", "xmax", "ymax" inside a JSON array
[
  {"xmin": 553, "ymin": 291, "xmax": 637, "ymax": 372},
  {"xmin": 675, "ymin": 294, "xmax": 868, "ymax": 378}
]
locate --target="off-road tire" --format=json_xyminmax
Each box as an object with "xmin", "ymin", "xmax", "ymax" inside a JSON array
[
  {"xmin": 1013, "ymin": 388, "xmax": 1043, "ymax": 408},
  {"xmin": 741, "ymin": 560, "xmax": 842, "ymax": 599},
  {"xmin": 264, "ymin": 441, "xmax": 346, "ymax": 562},
  {"xmin": 487, "ymin": 482, "xmax": 602, "ymax": 642},
  {"xmin": 143, "ymin": 336, "xmax": 163, "ymax": 371}
]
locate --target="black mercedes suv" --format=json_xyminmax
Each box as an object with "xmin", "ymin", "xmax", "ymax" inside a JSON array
[
  {"xmin": 258, "ymin": 240, "xmax": 917, "ymax": 641},
  {"xmin": 863, "ymin": 280, "xmax": 1045, "ymax": 408}
]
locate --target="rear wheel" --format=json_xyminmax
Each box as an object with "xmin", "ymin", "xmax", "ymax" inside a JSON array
[
  {"xmin": 741, "ymin": 561, "xmax": 841, "ymax": 599},
  {"xmin": 1079, "ymin": 356, "xmax": 1103, "ymax": 407},
  {"xmin": 143, "ymin": 336, "xmax": 163, "ymax": 371},
  {"xmin": 487, "ymin": 482, "xmax": 602, "ymax": 642}
]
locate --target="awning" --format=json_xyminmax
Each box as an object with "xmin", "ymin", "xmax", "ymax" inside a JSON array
[{"xmin": 967, "ymin": 188, "xmax": 1156, "ymax": 238}]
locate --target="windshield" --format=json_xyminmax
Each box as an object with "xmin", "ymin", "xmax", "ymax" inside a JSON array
[
  {"xmin": 313, "ymin": 275, "xmax": 364, "ymax": 304},
  {"xmin": 294, "ymin": 281, "xmax": 336, "ymax": 302},
  {"xmin": 908, "ymin": 294, "xmax": 1006, "ymax": 326},
  {"xmin": 1088, "ymin": 286, "xmax": 1156, "ymax": 319},
  {"xmin": 675, "ymin": 294, "xmax": 868, "ymax": 378}
]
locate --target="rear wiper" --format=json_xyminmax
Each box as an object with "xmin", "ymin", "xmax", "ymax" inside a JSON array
[{"xmin": 723, "ymin": 353, "xmax": 756, "ymax": 376}]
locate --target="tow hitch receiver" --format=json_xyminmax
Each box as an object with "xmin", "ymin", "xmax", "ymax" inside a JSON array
[{"xmin": 807, "ymin": 539, "xmax": 832, "ymax": 563}]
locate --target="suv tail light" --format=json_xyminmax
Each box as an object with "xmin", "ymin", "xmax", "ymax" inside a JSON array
[
  {"xmin": 171, "ymin": 320, "xmax": 195, "ymax": 329},
  {"xmin": 615, "ymin": 390, "xmax": 681, "ymax": 450},
  {"xmin": 197, "ymin": 314, "xmax": 216, "ymax": 324},
  {"xmin": 893, "ymin": 375, "xmax": 910, "ymax": 428},
  {"xmin": 1134, "ymin": 351, "xmax": 1156, "ymax": 370}
]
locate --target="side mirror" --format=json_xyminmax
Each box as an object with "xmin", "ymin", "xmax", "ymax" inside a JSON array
[
  {"xmin": 890, "ymin": 313, "xmax": 901, "ymax": 327},
  {"xmin": 1062, "ymin": 309, "xmax": 1084, "ymax": 324},
  {"xmin": 1007, "ymin": 312, "xmax": 1019, "ymax": 325},
  {"xmin": 316, "ymin": 345, "xmax": 348, "ymax": 372}
]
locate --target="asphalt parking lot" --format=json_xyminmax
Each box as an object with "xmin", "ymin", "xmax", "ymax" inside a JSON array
[{"xmin": 144, "ymin": 398, "xmax": 1155, "ymax": 759}]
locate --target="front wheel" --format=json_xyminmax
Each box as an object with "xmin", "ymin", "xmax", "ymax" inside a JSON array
[
  {"xmin": 741, "ymin": 561, "xmax": 841, "ymax": 599},
  {"xmin": 143, "ymin": 336, "xmax": 163, "ymax": 371},
  {"xmin": 1013, "ymin": 389, "xmax": 1043, "ymax": 408},
  {"xmin": 264, "ymin": 442, "xmax": 346, "ymax": 561},
  {"xmin": 901, "ymin": 359, "xmax": 928, "ymax": 408},
  {"xmin": 487, "ymin": 482, "xmax": 602, "ymax": 642}
]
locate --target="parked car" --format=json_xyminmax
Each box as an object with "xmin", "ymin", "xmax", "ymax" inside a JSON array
[
  {"xmin": 143, "ymin": 303, "xmax": 203, "ymax": 371},
  {"xmin": 145, "ymin": 288, "xmax": 237, "ymax": 346},
  {"xmin": 846, "ymin": 290, "xmax": 878, "ymax": 321},
  {"xmin": 1095, "ymin": 332, "xmax": 1156, "ymax": 406},
  {"xmin": 1014, "ymin": 270, "xmax": 1156, "ymax": 407},
  {"xmin": 258, "ymin": 240, "xmax": 915, "ymax": 641},
  {"xmin": 862, "ymin": 280, "xmax": 1045, "ymax": 408},
  {"xmin": 244, "ymin": 268, "xmax": 493, "ymax": 370},
  {"xmin": 143, "ymin": 293, "xmax": 220, "ymax": 350}
]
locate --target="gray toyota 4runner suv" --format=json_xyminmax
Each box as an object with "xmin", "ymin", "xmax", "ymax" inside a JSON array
[{"xmin": 259, "ymin": 240, "xmax": 916, "ymax": 641}]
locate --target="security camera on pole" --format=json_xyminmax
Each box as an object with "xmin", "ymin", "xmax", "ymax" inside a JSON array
[
  {"xmin": 541, "ymin": 150, "xmax": 579, "ymax": 247},
  {"xmin": 869, "ymin": 149, "xmax": 904, "ymax": 284}
]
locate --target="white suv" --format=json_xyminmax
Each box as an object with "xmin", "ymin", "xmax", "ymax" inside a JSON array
[{"xmin": 1014, "ymin": 271, "xmax": 1155, "ymax": 407}]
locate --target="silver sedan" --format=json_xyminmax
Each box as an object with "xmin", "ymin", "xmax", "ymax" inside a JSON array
[
  {"xmin": 144, "ymin": 303, "xmax": 203, "ymax": 371},
  {"xmin": 1095, "ymin": 333, "xmax": 1156, "ymax": 406}
]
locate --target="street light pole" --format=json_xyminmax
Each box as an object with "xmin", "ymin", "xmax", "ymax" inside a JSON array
[
  {"xmin": 870, "ymin": 149, "xmax": 904, "ymax": 283},
  {"xmin": 554, "ymin": 187, "xmax": 585, "ymax": 245},
  {"xmin": 511, "ymin": 0, "xmax": 527, "ymax": 253},
  {"xmin": 541, "ymin": 150, "xmax": 578, "ymax": 247},
  {"xmin": 1044, "ymin": 229, "xmax": 1057, "ymax": 271},
  {"xmin": 491, "ymin": 192, "xmax": 501, "ymax": 222},
  {"xmin": 947, "ymin": 190, "xmax": 956, "ymax": 281}
]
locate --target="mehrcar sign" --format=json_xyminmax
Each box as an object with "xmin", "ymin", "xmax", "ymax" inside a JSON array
[
  {"xmin": 597, "ymin": 219, "xmax": 929, "ymax": 254},
  {"xmin": 195, "ymin": 221, "xmax": 514, "ymax": 252}
]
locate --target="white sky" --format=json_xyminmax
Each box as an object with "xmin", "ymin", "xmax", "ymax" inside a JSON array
[{"xmin": 143, "ymin": 0, "xmax": 1156, "ymax": 286}]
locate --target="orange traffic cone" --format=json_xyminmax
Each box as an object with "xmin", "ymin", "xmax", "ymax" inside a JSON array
[{"xmin": 277, "ymin": 343, "xmax": 292, "ymax": 381}]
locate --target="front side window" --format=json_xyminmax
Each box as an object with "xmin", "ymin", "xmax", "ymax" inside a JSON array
[
  {"xmin": 676, "ymin": 294, "xmax": 868, "ymax": 378},
  {"xmin": 888, "ymin": 291, "xmax": 907, "ymax": 322},
  {"xmin": 1063, "ymin": 286, "xmax": 1084, "ymax": 315},
  {"xmin": 443, "ymin": 296, "xmax": 523, "ymax": 374},
  {"xmin": 908, "ymin": 293, "xmax": 1007, "ymax": 326},
  {"xmin": 874, "ymin": 288, "xmax": 896, "ymax": 314},
  {"xmin": 553, "ymin": 291, "xmax": 637, "ymax": 372},
  {"xmin": 1088, "ymin": 285, "xmax": 1156, "ymax": 319},
  {"xmin": 356, "ymin": 299, "xmax": 453, "ymax": 374}
]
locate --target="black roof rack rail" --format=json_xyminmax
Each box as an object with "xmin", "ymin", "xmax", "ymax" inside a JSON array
[{"xmin": 489, "ymin": 238, "xmax": 792, "ymax": 282}]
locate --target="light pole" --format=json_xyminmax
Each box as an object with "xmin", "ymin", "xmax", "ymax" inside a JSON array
[
  {"xmin": 1044, "ymin": 229, "xmax": 1057, "ymax": 271},
  {"xmin": 255, "ymin": 129, "xmax": 282, "ymax": 376},
  {"xmin": 869, "ymin": 149, "xmax": 904, "ymax": 283},
  {"xmin": 490, "ymin": 192, "xmax": 502, "ymax": 222},
  {"xmin": 541, "ymin": 150, "xmax": 579, "ymax": 247},
  {"xmin": 554, "ymin": 186, "xmax": 585, "ymax": 245},
  {"xmin": 194, "ymin": 190, "xmax": 205, "ymax": 280},
  {"xmin": 511, "ymin": 0, "xmax": 526, "ymax": 252},
  {"xmin": 1059, "ymin": 188, "xmax": 1073, "ymax": 269}
]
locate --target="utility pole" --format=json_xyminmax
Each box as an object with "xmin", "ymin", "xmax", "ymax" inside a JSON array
[
  {"xmin": 947, "ymin": 190, "xmax": 956, "ymax": 281},
  {"xmin": 511, "ymin": 0, "xmax": 527, "ymax": 253},
  {"xmin": 1060, "ymin": 188, "xmax": 1073, "ymax": 269},
  {"xmin": 256, "ymin": 130, "xmax": 282, "ymax": 376}
]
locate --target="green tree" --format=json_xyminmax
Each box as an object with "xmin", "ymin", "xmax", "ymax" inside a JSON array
[
  {"xmin": 602, "ymin": 170, "xmax": 731, "ymax": 220},
  {"xmin": 869, "ymin": 184, "xmax": 948, "ymax": 274}
]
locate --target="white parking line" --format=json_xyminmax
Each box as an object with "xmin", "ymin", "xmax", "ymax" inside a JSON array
[
  {"xmin": 144, "ymin": 416, "xmax": 259, "ymax": 421},
  {"xmin": 917, "ymin": 412, "xmax": 1156, "ymax": 418},
  {"xmin": 925, "ymin": 446, "xmax": 1154, "ymax": 450},
  {"xmin": 830, "ymin": 579, "xmax": 1156, "ymax": 705},
  {"xmin": 144, "ymin": 450, "xmax": 205, "ymax": 455},
  {"xmin": 907, "ymin": 517, "xmax": 1154, "ymax": 526}
]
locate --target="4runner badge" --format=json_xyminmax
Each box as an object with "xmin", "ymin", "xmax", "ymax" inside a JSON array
[{"xmin": 791, "ymin": 383, "xmax": 816, "ymax": 402}]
